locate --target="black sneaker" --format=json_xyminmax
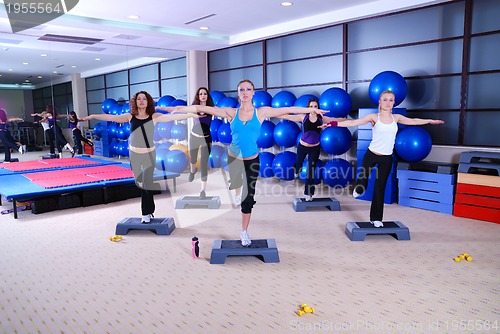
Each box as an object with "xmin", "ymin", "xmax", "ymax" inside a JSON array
[{"xmin": 188, "ymin": 169, "xmax": 197, "ymax": 182}]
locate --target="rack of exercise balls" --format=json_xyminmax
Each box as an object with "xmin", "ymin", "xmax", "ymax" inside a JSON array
[{"xmin": 206, "ymin": 87, "xmax": 355, "ymax": 192}]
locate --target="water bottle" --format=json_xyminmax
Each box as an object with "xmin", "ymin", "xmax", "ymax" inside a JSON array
[{"xmin": 192, "ymin": 236, "xmax": 199, "ymax": 258}]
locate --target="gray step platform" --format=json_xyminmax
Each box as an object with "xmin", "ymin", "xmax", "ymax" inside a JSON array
[
  {"xmin": 458, "ymin": 162, "xmax": 500, "ymax": 176},
  {"xmin": 345, "ymin": 221, "xmax": 410, "ymax": 241},
  {"xmin": 210, "ymin": 239, "xmax": 280, "ymax": 264},
  {"xmin": 293, "ymin": 197, "xmax": 341, "ymax": 212},
  {"xmin": 175, "ymin": 195, "xmax": 221, "ymax": 209},
  {"xmin": 115, "ymin": 217, "xmax": 176, "ymax": 235}
]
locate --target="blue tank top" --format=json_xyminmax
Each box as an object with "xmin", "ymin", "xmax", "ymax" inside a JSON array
[
  {"xmin": 0, "ymin": 123, "xmax": 7, "ymax": 131},
  {"xmin": 229, "ymin": 108, "xmax": 261, "ymax": 158},
  {"xmin": 69, "ymin": 119, "xmax": 78, "ymax": 130}
]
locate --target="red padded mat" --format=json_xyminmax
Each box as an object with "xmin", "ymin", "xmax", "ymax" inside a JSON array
[
  {"xmin": 2, "ymin": 158, "xmax": 100, "ymax": 172},
  {"xmin": 30, "ymin": 174, "xmax": 99, "ymax": 189},
  {"xmin": 24, "ymin": 165, "xmax": 134, "ymax": 188}
]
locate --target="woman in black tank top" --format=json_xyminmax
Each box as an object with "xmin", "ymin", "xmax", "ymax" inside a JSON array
[{"xmin": 83, "ymin": 91, "xmax": 201, "ymax": 223}]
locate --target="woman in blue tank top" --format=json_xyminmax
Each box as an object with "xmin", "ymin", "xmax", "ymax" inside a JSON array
[
  {"xmin": 83, "ymin": 91, "xmax": 201, "ymax": 224},
  {"xmin": 321, "ymin": 90, "xmax": 444, "ymax": 228},
  {"xmin": 280, "ymin": 98, "xmax": 345, "ymax": 201},
  {"xmin": 172, "ymin": 80, "xmax": 326, "ymax": 246}
]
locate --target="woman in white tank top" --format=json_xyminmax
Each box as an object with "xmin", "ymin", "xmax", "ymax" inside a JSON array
[{"xmin": 321, "ymin": 90, "xmax": 444, "ymax": 227}]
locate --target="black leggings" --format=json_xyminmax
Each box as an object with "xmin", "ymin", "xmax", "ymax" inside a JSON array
[
  {"xmin": 72, "ymin": 128, "xmax": 92, "ymax": 154},
  {"xmin": 354, "ymin": 150, "xmax": 393, "ymax": 222},
  {"xmin": 295, "ymin": 143, "xmax": 321, "ymax": 196},
  {"xmin": 129, "ymin": 150, "xmax": 157, "ymax": 216},
  {"xmin": 189, "ymin": 134, "xmax": 212, "ymax": 181},
  {"xmin": 228, "ymin": 155, "xmax": 260, "ymax": 214},
  {"xmin": 0, "ymin": 130, "xmax": 20, "ymax": 161}
]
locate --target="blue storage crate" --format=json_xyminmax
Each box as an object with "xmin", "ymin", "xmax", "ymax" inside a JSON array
[{"xmin": 396, "ymin": 161, "xmax": 457, "ymax": 214}]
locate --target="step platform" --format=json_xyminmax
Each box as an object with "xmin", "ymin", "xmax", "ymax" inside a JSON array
[
  {"xmin": 345, "ymin": 221, "xmax": 410, "ymax": 241},
  {"xmin": 115, "ymin": 217, "xmax": 176, "ymax": 235},
  {"xmin": 210, "ymin": 238, "xmax": 280, "ymax": 264},
  {"xmin": 293, "ymin": 197, "xmax": 341, "ymax": 212},
  {"xmin": 175, "ymin": 195, "xmax": 221, "ymax": 209}
]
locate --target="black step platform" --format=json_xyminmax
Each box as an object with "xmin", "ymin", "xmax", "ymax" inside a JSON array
[
  {"xmin": 175, "ymin": 195, "xmax": 221, "ymax": 209},
  {"xmin": 210, "ymin": 239, "xmax": 280, "ymax": 264},
  {"xmin": 345, "ymin": 221, "xmax": 410, "ymax": 241},
  {"xmin": 115, "ymin": 217, "xmax": 176, "ymax": 235},
  {"xmin": 293, "ymin": 197, "xmax": 341, "ymax": 212}
]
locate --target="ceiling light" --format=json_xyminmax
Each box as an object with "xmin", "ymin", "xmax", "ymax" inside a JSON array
[
  {"xmin": 53, "ymin": 71, "xmax": 58, "ymax": 74},
  {"xmin": 25, "ymin": 80, "xmax": 30, "ymax": 82},
  {"xmin": 71, "ymin": 65, "xmax": 76, "ymax": 68},
  {"xmin": 200, "ymin": 27, "xmax": 209, "ymax": 30},
  {"xmin": 281, "ymin": 1, "xmax": 293, "ymax": 6},
  {"xmin": 8, "ymin": 69, "xmax": 13, "ymax": 71},
  {"xmin": 22, "ymin": 62, "xmax": 29, "ymax": 65},
  {"xmin": 37, "ymin": 76, "xmax": 43, "ymax": 79},
  {"xmin": 128, "ymin": 15, "xmax": 140, "ymax": 19},
  {"xmin": 95, "ymin": 58, "xmax": 101, "ymax": 61},
  {"xmin": 41, "ymin": 54, "xmax": 47, "ymax": 57}
]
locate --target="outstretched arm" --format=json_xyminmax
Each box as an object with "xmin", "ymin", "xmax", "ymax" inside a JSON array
[
  {"xmin": 323, "ymin": 116, "xmax": 347, "ymax": 124},
  {"xmin": 258, "ymin": 106, "xmax": 325, "ymax": 120},
  {"xmin": 395, "ymin": 114, "xmax": 445, "ymax": 125},
  {"xmin": 319, "ymin": 114, "xmax": 376, "ymax": 128},
  {"xmin": 153, "ymin": 112, "xmax": 202, "ymax": 123},
  {"xmin": 8, "ymin": 117, "xmax": 24, "ymax": 122},
  {"xmin": 278, "ymin": 114, "xmax": 305, "ymax": 122},
  {"xmin": 81, "ymin": 113, "xmax": 131, "ymax": 123},
  {"xmin": 175, "ymin": 105, "xmax": 235, "ymax": 120}
]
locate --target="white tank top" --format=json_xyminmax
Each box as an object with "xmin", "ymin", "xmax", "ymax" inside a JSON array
[{"xmin": 368, "ymin": 114, "xmax": 398, "ymax": 155}]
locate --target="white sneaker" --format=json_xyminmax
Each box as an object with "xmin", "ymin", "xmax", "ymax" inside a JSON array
[
  {"xmin": 142, "ymin": 214, "xmax": 151, "ymax": 224},
  {"xmin": 240, "ymin": 230, "xmax": 251, "ymax": 247},
  {"xmin": 234, "ymin": 195, "xmax": 242, "ymax": 206},
  {"xmin": 304, "ymin": 195, "xmax": 313, "ymax": 202},
  {"xmin": 22, "ymin": 145, "xmax": 27, "ymax": 154},
  {"xmin": 371, "ymin": 220, "xmax": 384, "ymax": 228},
  {"xmin": 353, "ymin": 189, "xmax": 362, "ymax": 198},
  {"xmin": 18, "ymin": 146, "xmax": 23, "ymax": 154}
]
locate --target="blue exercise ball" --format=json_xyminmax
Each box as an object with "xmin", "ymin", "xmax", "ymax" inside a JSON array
[
  {"xmin": 319, "ymin": 87, "xmax": 352, "ymax": 118},
  {"xmin": 259, "ymin": 152, "xmax": 275, "ymax": 178},
  {"xmin": 162, "ymin": 149, "xmax": 188, "ymax": 173},
  {"xmin": 170, "ymin": 99, "xmax": 187, "ymax": 107},
  {"xmin": 155, "ymin": 146, "xmax": 171, "ymax": 170},
  {"xmin": 157, "ymin": 95, "xmax": 176, "ymax": 107},
  {"xmin": 395, "ymin": 126, "xmax": 432, "ymax": 162},
  {"xmin": 101, "ymin": 98, "xmax": 117, "ymax": 114},
  {"xmin": 170, "ymin": 123, "xmax": 187, "ymax": 140},
  {"xmin": 93, "ymin": 123, "xmax": 102, "ymax": 138},
  {"xmin": 257, "ymin": 120, "xmax": 276, "ymax": 148},
  {"xmin": 322, "ymin": 158, "xmax": 353, "ymax": 188},
  {"xmin": 217, "ymin": 122, "xmax": 232, "ymax": 144},
  {"xmin": 210, "ymin": 91, "xmax": 226, "ymax": 106},
  {"xmin": 294, "ymin": 94, "xmax": 319, "ymax": 107},
  {"xmin": 210, "ymin": 118, "xmax": 223, "ymax": 142},
  {"xmin": 217, "ymin": 96, "xmax": 238, "ymax": 108},
  {"xmin": 272, "ymin": 91, "xmax": 297, "ymax": 108},
  {"xmin": 109, "ymin": 102, "xmax": 122, "ymax": 116},
  {"xmin": 369, "ymin": 71, "xmax": 408, "ymax": 106},
  {"xmin": 320, "ymin": 127, "xmax": 352, "ymax": 155},
  {"xmin": 156, "ymin": 142, "xmax": 172, "ymax": 151},
  {"xmin": 116, "ymin": 125, "xmax": 126, "ymax": 140},
  {"xmin": 156, "ymin": 122, "xmax": 172, "ymax": 140},
  {"xmin": 121, "ymin": 102, "xmax": 130, "ymax": 115},
  {"xmin": 253, "ymin": 91, "xmax": 272, "ymax": 107},
  {"xmin": 272, "ymin": 151, "xmax": 297, "ymax": 181},
  {"xmin": 274, "ymin": 120, "xmax": 300, "ymax": 148},
  {"xmin": 108, "ymin": 122, "xmax": 119, "ymax": 138},
  {"xmin": 121, "ymin": 122, "xmax": 131, "ymax": 139},
  {"xmin": 299, "ymin": 159, "xmax": 324, "ymax": 185},
  {"xmin": 209, "ymin": 145, "xmax": 225, "ymax": 168},
  {"xmin": 109, "ymin": 139, "xmax": 120, "ymax": 156},
  {"xmin": 116, "ymin": 140, "xmax": 129, "ymax": 156}
]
